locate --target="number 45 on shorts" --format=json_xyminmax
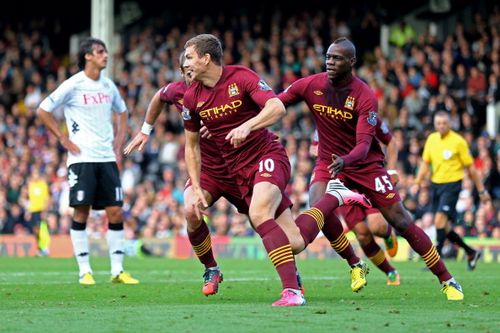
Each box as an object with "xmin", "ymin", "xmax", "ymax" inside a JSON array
[{"xmin": 374, "ymin": 175, "xmax": 393, "ymax": 193}]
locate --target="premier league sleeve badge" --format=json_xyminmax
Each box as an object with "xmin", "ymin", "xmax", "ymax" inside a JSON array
[{"xmin": 367, "ymin": 111, "xmax": 377, "ymax": 126}]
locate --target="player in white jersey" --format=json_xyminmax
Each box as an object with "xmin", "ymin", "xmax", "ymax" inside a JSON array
[{"xmin": 37, "ymin": 37, "xmax": 139, "ymax": 285}]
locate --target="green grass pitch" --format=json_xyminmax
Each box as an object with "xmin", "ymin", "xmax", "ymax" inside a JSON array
[{"xmin": 0, "ymin": 257, "xmax": 498, "ymax": 333}]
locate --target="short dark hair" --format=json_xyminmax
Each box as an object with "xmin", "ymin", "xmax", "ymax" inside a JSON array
[
  {"xmin": 184, "ymin": 34, "xmax": 223, "ymax": 65},
  {"xmin": 332, "ymin": 37, "xmax": 356, "ymax": 59},
  {"xmin": 78, "ymin": 37, "xmax": 106, "ymax": 70},
  {"xmin": 333, "ymin": 36, "xmax": 349, "ymax": 44}
]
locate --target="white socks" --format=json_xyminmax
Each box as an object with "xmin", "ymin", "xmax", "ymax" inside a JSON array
[
  {"xmin": 70, "ymin": 229, "xmax": 92, "ymax": 276},
  {"xmin": 71, "ymin": 222, "xmax": 126, "ymax": 277},
  {"xmin": 107, "ymin": 229, "xmax": 125, "ymax": 277}
]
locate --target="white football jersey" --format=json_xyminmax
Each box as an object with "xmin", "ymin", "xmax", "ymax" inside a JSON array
[{"xmin": 40, "ymin": 71, "xmax": 127, "ymax": 166}]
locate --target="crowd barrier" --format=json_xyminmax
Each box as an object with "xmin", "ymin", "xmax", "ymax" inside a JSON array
[{"xmin": 2, "ymin": 234, "xmax": 500, "ymax": 263}]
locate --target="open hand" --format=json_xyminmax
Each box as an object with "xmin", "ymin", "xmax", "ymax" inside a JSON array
[
  {"xmin": 123, "ymin": 133, "xmax": 149, "ymax": 155},
  {"xmin": 60, "ymin": 136, "xmax": 81, "ymax": 155}
]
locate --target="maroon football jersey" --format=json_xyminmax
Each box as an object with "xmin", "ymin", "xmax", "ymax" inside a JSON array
[
  {"xmin": 183, "ymin": 65, "xmax": 280, "ymax": 173},
  {"xmin": 279, "ymin": 73, "xmax": 385, "ymax": 171},
  {"xmin": 159, "ymin": 81, "xmax": 187, "ymax": 112},
  {"xmin": 159, "ymin": 81, "xmax": 228, "ymax": 178},
  {"xmin": 312, "ymin": 119, "xmax": 392, "ymax": 148}
]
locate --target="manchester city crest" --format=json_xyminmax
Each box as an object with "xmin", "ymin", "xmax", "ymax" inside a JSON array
[
  {"xmin": 344, "ymin": 96, "xmax": 355, "ymax": 110},
  {"xmin": 228, "ymin": 83, "xmax": 239, "ymax": 97}
]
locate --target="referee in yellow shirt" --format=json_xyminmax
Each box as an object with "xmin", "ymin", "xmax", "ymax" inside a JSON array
[
  {"xmin": 414, "ymin": 111, "xmax": 491, "ymax": 270},
  {"xmin": 28, "ymin": 168, "xmax": 51, "ymax": 256}
]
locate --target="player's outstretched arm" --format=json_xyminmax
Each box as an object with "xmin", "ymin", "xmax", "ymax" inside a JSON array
[
  {"xmin": 123, "ymin": 90, "xmax": 165, "ymax": 155},
  {"xmin": 123, "ymin": 132, "xmax": 150, "ymax": 155}
]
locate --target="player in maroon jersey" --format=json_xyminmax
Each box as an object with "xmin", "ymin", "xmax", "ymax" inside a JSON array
[
  {"xmin": 124, "ymin": 53, "xmax": 251, "ymax": 296},
  {"xmin": 311, "ymin": 121, "xmax": 401, "ymax": 286},
  {"xmin": 278, "ymin": 37, "xmax": 463, "ymax": 301},
  {"xmin": 182, "ymin": 34, "xmax": 371, "ymax": 306}
]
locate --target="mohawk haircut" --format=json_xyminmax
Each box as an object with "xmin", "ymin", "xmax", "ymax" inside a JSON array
[{"xmin": 333, "ymin": 37, "xmax": 356, "ymax": 59}]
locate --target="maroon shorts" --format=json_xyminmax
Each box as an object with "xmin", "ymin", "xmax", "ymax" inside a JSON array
[
  {"xmin": 336, "ymin": 206, "xmax": 380, "ymax": 231},
  {"xmin": 311, "ymin": 159, "xmax": 401, "ymax": 209},
  {"xmin": 185, "ymin": 172, "xmax": 249, "ymax": 215},
  {"xmin": 236, "ymin": 143, "xmax": 293, "ymax": 218}
]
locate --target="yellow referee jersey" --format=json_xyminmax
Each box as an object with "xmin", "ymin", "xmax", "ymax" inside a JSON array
[
  {"xmin": 28, "ymin": 180, "xmax": 50, "ymax": 213},
  {"xmin": 422, "ymin": 130, "xmax": 473, "ymax": 184}
]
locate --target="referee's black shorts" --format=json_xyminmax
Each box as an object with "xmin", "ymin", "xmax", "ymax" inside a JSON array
[{"xmin": 430, "ymin": 180, "xmax": 462, "ymax": 221}]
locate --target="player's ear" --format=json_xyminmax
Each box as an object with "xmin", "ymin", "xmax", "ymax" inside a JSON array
[
  {"xmin": 84, "ymin": 52, "xmax": 94, "ymax": 62},
  {"xmin": 203, "ymin": 53, "xmax": 211, "ymax": 65},
  {"xmin": 350, "ymin": 56, "xmax": 357, "ymax": 67}
]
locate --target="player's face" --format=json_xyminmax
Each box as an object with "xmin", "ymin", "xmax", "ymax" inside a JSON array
[
  {"xmin": 325, "ymin": 44, "xmax": 354, "ymax": 82},
  {"xmin": 183, "ymin": 46, "xmax": 206, "ymax": 81},
  {"xmin": 89, "ymin": 44, "xmax": 108, "ymax": 70},
  {"xmin": 181, "ymin": 66, "xmax": 194, "ymax": 86},
  {"xmin": 434, "ymin": 115, "xmax": 450, "ymax": 136}
]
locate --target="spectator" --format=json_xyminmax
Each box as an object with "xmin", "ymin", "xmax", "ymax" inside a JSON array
[{"xmin": 389, "ymin": 21, "xmax": 416, "ymax": 48}]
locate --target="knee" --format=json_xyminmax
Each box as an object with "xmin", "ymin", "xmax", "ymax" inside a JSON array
[
  {"xmin": 73, "ymin": 210, "xmax": 89, "ymax": 223},
  {"xmin": 367, "ymin": 215, "xmax": 387, "ymax": 236},
  {"xmin": 249, "ymin": 196, "xmax": 277, "ymax": 225},
  {"xmin": 434, "ymin": 212, "xmax": 449, "ymax": 229},
  {"xmin": 355, "ymin": 228, "xmax": 372, "ymax": 246},
  {"xmin": 382, "ymin": 203, "xmax": 414, "ymax": 231},
  {"xmin": 249, "ymin": 212, "xmax": 267, "ymax": 225},
  {"xmin": 308, "ymin": 192, "xmax": 322, "ymax": 207},
  {"xmin": 249, "ymin": 206, "xmax": 274, "ymax": 225},
  {"xmin": 108, "ymin": 209, "xmax": 123, "ymax": 223},
  {"xmin": 356, "ymin": 233, "xmax": 368, "ymax": 246},
  {"xmin": 184, "ymin": 205, "xmax": 202, "ymax": 231},
  {"xmin": 389, "ymin": 214, "xmax": 412, "ymax": 233}
]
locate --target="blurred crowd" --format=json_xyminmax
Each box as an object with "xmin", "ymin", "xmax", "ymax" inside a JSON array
[{"xmin": 1, "ymin": 4, "xmax": 500, "ymax": 248}]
